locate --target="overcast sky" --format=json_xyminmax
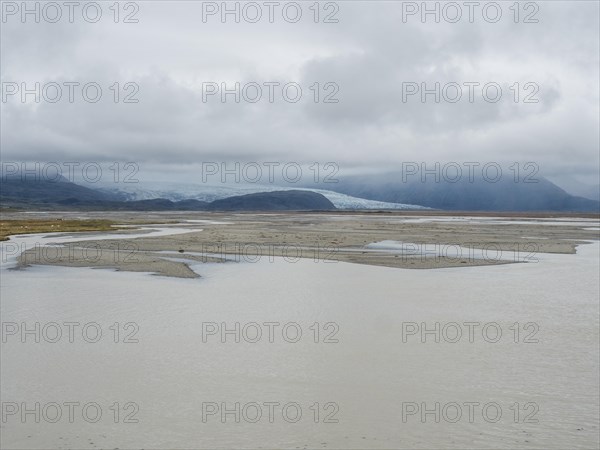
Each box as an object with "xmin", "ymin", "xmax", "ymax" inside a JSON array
[{"xmin": 1, "ymin": 1, "xmax": 599, "ymax": 184}]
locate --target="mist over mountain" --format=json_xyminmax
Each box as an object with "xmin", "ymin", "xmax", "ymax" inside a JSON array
[
  {"xmin": 305, "ymin": 172, "xmax": 600, "ymax": 212},
  {"xmin": 548, "ymin": 176, "xmax": 600, "ymax": 202},
  {"xmin": 2, "ymin": 172, "xmax": 598, "ymax": 212}
]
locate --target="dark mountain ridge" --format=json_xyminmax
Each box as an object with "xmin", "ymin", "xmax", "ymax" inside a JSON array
[{"xmin": 207, "ymin": 190, "xmax": 335, "ymax": 211}]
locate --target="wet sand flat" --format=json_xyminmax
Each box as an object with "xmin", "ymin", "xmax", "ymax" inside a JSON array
[{"xmin": 6, "ymin": 211, "xmax": 600, "ymax": 277}]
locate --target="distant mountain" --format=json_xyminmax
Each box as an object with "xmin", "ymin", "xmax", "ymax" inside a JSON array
[
  {"xmin": 94, "ymin": 181, "xmax": 428, "ymax": 210},
  {"xmin": 4, "ymin": 174, "xmax": 596, "ymax": 212},
  {"xmin": 0, "ymin": 177, "xmax": 120, "ymax": 205},
  {"xmin": 0, "ymin": 179, "xmax": 333, "ymax": 211},
  {"xmin": 207, "ymin": 190, "xmax": 335, "ymax": 211},
  {"xmin": 308, "ymin": 172, "xmax": 600, "ymax": 212}
]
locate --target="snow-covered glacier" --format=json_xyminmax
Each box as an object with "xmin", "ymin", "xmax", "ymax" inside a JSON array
[{"xmin": 95, "ymin": 182, "xmax": 429, "ymax": 210}]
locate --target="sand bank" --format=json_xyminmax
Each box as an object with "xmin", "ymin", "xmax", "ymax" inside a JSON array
[{"xmin": 6, "ymin": 211, "xmax": 599, "ymax": 277}]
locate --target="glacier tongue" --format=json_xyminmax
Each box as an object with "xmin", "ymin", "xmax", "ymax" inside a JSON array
[{"xmin": 94, "ymin": 182, "xmax": 429, "ymax": 210}]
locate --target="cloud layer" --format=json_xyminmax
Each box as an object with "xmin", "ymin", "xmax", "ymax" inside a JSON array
[{"xmin": 1, "ymin": 1, "xmax": 598, "ymax": 182}]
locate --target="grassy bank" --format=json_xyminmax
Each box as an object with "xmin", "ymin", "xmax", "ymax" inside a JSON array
[{"xmin": 0, "ymin": 219, "xmax": 120, "ymax": 241}]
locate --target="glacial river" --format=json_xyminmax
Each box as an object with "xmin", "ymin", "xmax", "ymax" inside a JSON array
[{"xmin": 0, "ymin": 224, "xmax": 598, "ymax": 449}]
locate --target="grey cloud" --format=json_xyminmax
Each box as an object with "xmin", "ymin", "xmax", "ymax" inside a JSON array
[{"xmin": 1, "ymin": 1, "xmax": 598, "ymax": 182}]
